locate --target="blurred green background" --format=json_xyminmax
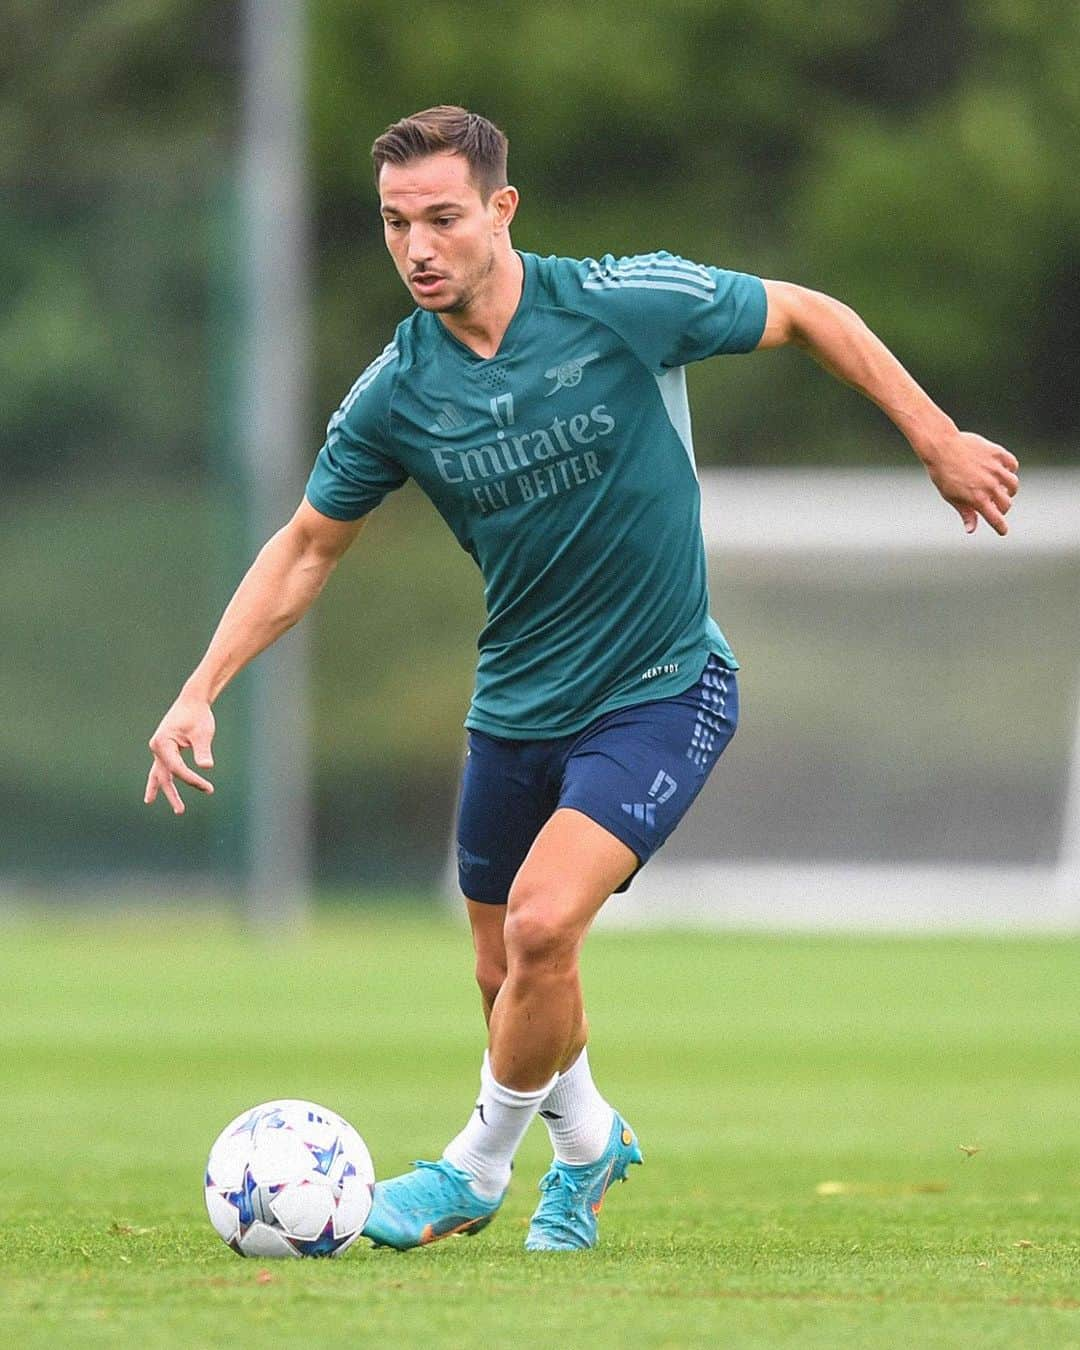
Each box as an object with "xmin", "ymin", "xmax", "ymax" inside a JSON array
[{"xmin": 2, "ymin": 0, "xmax": 1078, "ymax": 893}]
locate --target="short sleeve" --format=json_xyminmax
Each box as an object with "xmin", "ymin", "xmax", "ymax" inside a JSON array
[
  {"xmin": 564, "ymin": 253, "xmax": 767, "ymax": 372},
  {"xmin": 304, "ymin": 343, "xmax": 408, "ymax": 521}
]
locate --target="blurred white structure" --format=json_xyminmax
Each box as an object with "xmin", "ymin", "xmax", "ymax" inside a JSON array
[{"xmin": 603, "ymin": 468, "xmax": 1080, "ymax": 930}]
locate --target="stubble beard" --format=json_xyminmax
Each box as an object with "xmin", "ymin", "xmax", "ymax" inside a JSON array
[{"xmin": 417, "ymin": 244, "xmax": 497, "ymax": 316}]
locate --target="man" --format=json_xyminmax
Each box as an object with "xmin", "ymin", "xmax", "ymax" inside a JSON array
[{"xmin": 145, "ymin": 107, "xmax": 1018, "ymax": 1252}]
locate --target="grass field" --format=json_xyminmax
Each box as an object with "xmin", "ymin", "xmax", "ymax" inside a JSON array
[{"xmin": 2, "ymin": 909, "xmax": 1079, "ymax": 1348}]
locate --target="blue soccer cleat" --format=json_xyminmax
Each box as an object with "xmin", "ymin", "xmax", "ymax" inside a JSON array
[
  {"xmin": 362, "ymin": 1158, "xmax": 504, "ymax": 1251},
  {"xmin": 525, "ymin": 1113, "xmax": 643, "ymax": 1251}
]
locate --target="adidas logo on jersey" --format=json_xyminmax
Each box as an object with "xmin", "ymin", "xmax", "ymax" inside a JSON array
[{"xmin": 430, "ymin": 403, "xmax": 467, "ymax": 434}]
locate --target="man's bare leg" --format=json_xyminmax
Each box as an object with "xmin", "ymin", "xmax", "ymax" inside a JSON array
[
  {"xmin": 466, "ymin": 896, "xmax": 588, "ymax": 1072},
  {"xmin": 467, "ymin": 891, "xmax": 612, "ymax": 1166},
  {"xmin": 441, "ymin": 808, "xmax": 634, "ymax": 1187},
  {"xmin": 465, "ymin": 898, "xmax": 507, "ymax": 1025},
  {"xmin": 469, "ymin": 808, "xmax": 644, "ymax": 1250},
  {"xmin": 488, "ymin": 807, "xmax": 635, "ymax": 1087}
]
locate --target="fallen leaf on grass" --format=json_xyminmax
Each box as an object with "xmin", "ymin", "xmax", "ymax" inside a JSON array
[
  {"xmin": 256, "ymin": 1269, "xmax": 274, "ymax": 1284},
  {"xmin": 815, "ymin": 1180, "xmax": 948, "ymax": 1197},
  {"xmin": 109, "ymin": 1221, "xmax": 155, "ymax": 1237},
  {"xmin": 1014, "ymin": 1240, "xmax": 1037, "ymax": 1249},
  {"xmin": 959, "ymin": 1144, "xmax": 981, "ymax": 1157}
]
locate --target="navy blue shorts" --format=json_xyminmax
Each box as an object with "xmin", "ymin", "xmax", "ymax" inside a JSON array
[{"xmin": 456, "ymin": 654, "xmax": 738, "ymax": 904}]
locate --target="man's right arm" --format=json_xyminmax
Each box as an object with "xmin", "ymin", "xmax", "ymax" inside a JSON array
[{"xmin": 144, "ymin": 499, "xmax": 367, "ymax": 815}]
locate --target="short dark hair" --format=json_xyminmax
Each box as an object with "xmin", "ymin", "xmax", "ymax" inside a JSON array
[{"xmin": 372, "ymin": 106, "xmax": 509, "ymax": 201}]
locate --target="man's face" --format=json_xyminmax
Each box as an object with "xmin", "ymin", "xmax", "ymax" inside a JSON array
[{"xmin": 379, "ymin": 152, "xmax": 510, "ymax": 314}]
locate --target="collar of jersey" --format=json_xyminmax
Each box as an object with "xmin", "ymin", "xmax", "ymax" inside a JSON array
[{"xmin": 429, "ymin": 250, "xmax": 537, "ymax": 368}]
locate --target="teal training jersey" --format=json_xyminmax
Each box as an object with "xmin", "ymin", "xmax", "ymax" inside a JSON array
[{"xmin": 306, "ymin": 250, "xmax": 767, "ymax": 739}]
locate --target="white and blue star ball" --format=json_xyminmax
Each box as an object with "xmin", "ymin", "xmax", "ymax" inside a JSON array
[{"xmin": 205, "ymin": 1099, "xmax": 374, "ymax": 1257}]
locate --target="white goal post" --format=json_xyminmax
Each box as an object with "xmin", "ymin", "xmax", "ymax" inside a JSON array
[{"xmin": 602, "ymin": 466, "xmax": 1080, "ymax": 931}]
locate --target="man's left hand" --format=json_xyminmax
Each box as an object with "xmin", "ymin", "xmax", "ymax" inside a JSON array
[{"xmin": 919, "ymin": 430, "xmax": 1019, "ymax": 535}]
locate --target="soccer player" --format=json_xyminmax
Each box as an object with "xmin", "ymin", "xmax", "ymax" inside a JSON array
[{"xmin": 145, "ymin": 107, "xmax": 1019, "ymax": 1251}]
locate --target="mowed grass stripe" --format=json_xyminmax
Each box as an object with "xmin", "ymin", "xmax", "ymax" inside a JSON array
[{"xmin": 1, "ymin": 912, "xmax": 1078, "ymax": 1348}]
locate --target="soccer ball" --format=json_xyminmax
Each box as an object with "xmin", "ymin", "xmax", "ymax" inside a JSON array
[{"xmin": 204, "ymin": 1099, "xmax": 374, "ymax": 1258}]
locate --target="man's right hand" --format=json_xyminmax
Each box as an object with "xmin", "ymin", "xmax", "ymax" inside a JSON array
[
  {"xmin": 142, "ymin": 500, "xmax": 366, "ymax": 817},
  {"xmin": 145, "ymin": 695, "xmax": 216, "ymax": 815}
]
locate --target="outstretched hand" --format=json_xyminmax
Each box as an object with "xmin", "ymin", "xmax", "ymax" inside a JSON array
[
  {"xmin": 921, "ymin": 430, "xmax": 1019, "ymax": 535},
  {"xmin": 145, "ymin": 696, "xmax": 216, "ymax": 815}
]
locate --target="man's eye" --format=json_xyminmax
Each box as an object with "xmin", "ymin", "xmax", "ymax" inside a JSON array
[
  {"xmin": 385, "ymin": 219, "xmax": 406, "ymax": 231},
  {"xmin": 435, "ymin": 217, "xmax": 456, "ymax": 227}
]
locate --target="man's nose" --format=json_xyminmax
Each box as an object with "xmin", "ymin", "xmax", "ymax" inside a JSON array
[{"xmin": 407, "ymin": 227, "xmax": 435, "ymax": 264}]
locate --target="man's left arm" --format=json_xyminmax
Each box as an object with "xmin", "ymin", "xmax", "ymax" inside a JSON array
[{"xmin": 758, "ymin": 280, "xmax": 1020, "ymax": 535}]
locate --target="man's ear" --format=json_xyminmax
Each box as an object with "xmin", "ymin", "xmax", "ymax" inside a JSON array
[{"xmin": 490, "ymin": 185, "xmax": 519, "ymax": 234}]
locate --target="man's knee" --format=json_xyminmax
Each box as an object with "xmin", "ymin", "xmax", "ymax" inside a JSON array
[
  {"xmin": 467, "ymin": 897, "xmax": 508, "ymax": 1009},
  {"xmin": 475, "ymin": 954, "xmax": 507, "ymax": 1008},
  {"xmin": 503, "ymin": 881, "xmax": 585, "ymax": 971}
]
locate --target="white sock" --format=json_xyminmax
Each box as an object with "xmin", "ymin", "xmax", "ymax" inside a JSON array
[
  {"xmin": 538, "ymin": 1047, "xmax": 616, "ymax": 1166},
  {"xmin": 442, "ymin": 1052, "xmax": 556, "ymax": 1200}
]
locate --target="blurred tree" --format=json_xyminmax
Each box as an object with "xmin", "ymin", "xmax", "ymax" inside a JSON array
[
  {"xmin": 789, "ymin": 0, "xmax": 1080, "ymax": 454},
  {"xmin": 311, "ymin": 0, "xmax": 1079, "ymax": 463},
  {"xmin": 0, "ymin": 0, "xmax": 239, "ymax": 482}
]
